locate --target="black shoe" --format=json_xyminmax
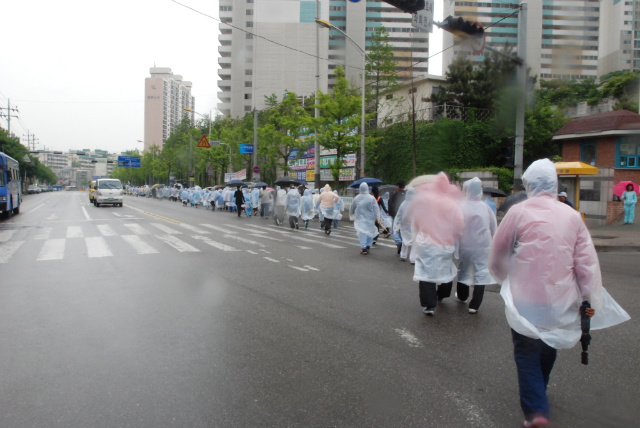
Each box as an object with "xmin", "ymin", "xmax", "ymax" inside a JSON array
[{"xmin": 397, "ymin": 243, "xmax": 402, "ymax": 254}]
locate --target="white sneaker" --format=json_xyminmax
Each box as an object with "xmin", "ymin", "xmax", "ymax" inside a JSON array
[{"xmin": 468, "ymin": 308, "xmax": 478, "ymax": 314}]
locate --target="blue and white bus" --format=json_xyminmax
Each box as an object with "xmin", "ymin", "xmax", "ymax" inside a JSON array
[{"xmin": 0, "ymin": 152, "xmax": 21, "ymax": 219}]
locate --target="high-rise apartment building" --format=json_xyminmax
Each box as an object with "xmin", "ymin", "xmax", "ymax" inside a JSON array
[
  {"xmin": 599, "ymin": 0, "xmax": 637, "ymax": 76},
  {"xmin": 144, "ymin": 67, "xmax": 195, "ymax": 151},
  {"xmin": 443, "ymin": 1, "xmax": 600, "ymax": 81},
  {"xmin": 217, "ymin": 0, "xmax": 429, "ymax": 119}
]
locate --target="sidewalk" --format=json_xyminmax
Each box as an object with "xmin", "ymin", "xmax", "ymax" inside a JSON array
[{"xmin": 589, "ymin": 222, "xmax": 640, "ymax": 252}]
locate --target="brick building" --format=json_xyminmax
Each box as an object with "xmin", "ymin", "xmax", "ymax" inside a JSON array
[{"xmin": 552, "ymin": 110, "xmax": 640, "ymax": 225}]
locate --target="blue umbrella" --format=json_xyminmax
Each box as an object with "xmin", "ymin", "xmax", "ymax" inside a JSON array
[
  {"xmin": 348, "ymin": 177, "xmax": 383, "ymax": 189},
  {"xmin": 226, "ymin": 179, "xmax": 245, "ymax": 187}
]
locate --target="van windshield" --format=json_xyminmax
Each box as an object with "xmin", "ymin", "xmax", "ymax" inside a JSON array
[{"xmin": 98, "ymin": 181, "xmax": 122, "ymax": 189}]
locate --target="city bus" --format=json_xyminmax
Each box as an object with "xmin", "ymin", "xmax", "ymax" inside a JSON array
[{"xmin": 0, "ymin": 152, "xmax": 22, "ymax": 219}]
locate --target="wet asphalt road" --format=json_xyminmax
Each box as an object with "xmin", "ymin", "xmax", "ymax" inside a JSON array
[{"xmin": 0, "ymin": 191, "xmax": 638, "ymax": 428}]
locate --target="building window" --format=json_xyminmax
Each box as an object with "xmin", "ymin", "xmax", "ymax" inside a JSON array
[
  {"xmin": 616, "ymin": 136, "xmax": 640, "ymax": 168},
  {"xmin": 580, "ymin": 141, "xmax": 596, "ymax": 166},
  {"xmin": 244, "ymin": 94, "xmax": 251, "ymax": 100}
]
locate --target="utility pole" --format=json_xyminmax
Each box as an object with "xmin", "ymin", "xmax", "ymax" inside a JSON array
[
  {"xmin": 253, "ymin": 108, "xmax": 258, "ymax": 180},
  {"xmin": 314, "ymin": 0, "xmax": 321, "ymax": 189},
  {"xmin": 0, "ymin": 99, "xmax": 19, "ymax": 136},
  {"xmin": 513, "ymin": 1, "xmax": 527, "ymax": 188},
  {"xmin": 23, "ymin": 131, "xmax": 39, "ymax": 151}
]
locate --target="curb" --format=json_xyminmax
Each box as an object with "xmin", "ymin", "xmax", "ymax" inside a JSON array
[{"xmin": 594, "ymin": 245, "xmax": 640, "ymax": 253}]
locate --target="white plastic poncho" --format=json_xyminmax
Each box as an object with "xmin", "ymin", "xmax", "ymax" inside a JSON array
[
  {"xmin": 300, "ymin": 189, "xmax": 315, "ymax": 221},
  {"xmin": 392, "ymin": 187, "xmax": 415, "ymax": 246},
  {"xmin": 349, "ymin": 182, "xmax": 379, "ymax": 238},
  {"xmin": 381, "ymin": 191, "xmax": 393, "ymax": 229},
  {"xmin": 181, "ymin": 189, "xmax": 189, "ymax": 201},
  {"xmin": 489, "ymin": 159, "xmax": 630, "ymax": 349},
  {"xmin": 251, "ymin": 188, "xmax": 260, "ymax": 209},
  {"xmin": 408, "ymin": 173, "xmax": 464, "ymax": 284},
  {"xmin": 458, "ymin": 177, "xmax": 497, "ymax": 286},
  {"xmin": 333, "ymin": 191, "xmax": 344, "ymax": 221},
  {"xmin": 285, "ymin": 188, "xmax": 301, "ymax": 217}
]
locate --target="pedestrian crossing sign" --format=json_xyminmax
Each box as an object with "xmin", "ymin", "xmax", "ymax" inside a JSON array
[{"xmin": 197, "ymin": 135, "xmax": 210, "ymax": 148}]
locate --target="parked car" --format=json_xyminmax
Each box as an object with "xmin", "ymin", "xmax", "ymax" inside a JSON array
[
  {"xmin": 94, "ymin": 178, "xmax": 124, "ymax": 207},
  {"xmin": 27, "ymin": 185, "xmax": 41, "ymax": 194}
]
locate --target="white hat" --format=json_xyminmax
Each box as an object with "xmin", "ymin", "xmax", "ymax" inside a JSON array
[{"xmin": 558, "ymin": 192, "xmax": 567, "ymax": 197}]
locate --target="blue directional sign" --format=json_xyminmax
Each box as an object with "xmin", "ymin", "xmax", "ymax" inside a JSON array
[
  {"xmin": 117, "ymin": 156, "xmax": 141, "ymax": 167},
  {"xmin": 239, "ymin": 144, "xmax": 254, "ymax": 154}
]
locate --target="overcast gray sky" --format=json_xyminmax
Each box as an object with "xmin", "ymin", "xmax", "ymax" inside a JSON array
[{"xmin": 1, "ymin": 0, "xmax": 442, "ymax": 155}]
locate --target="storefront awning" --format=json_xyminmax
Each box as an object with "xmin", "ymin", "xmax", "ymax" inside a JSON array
[{"xmin": 554, "ymin": 161, "xmax": 599, "ymax": 175}]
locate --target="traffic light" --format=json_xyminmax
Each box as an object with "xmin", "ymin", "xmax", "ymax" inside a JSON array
[
  {"xmin": 436, "ymin": 15, "xmax": 484, "ymax": 37},
  {"xmin": 382, "ymin": 1, "xmax": 426, "ymax": 13}
]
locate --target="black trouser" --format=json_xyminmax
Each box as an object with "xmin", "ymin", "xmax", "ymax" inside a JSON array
[
  {"xmin": 322, "ymin": 217, "xmax": 332, "ymax": 231},
  {"xmin": 456, "ymin": 282, "xmax": 485, "ymax": 310},
  {"xmin": 419, "ymin": 281, "xmax": 453, "ymax": 308},
  {"xmin": 289, "ymin": 215, "xmax": 298, "ymax": 228}
]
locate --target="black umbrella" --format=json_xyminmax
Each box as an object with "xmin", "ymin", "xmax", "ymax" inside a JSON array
[
  {"xmin": 497, "ymin": 192, "xmax": 527, "ymax": 214},
  {"xmin": 251, "ymin": 182, "xmax": 268, "ymax": 188},
  {"xmin": 274, "ymin": 176, "xmax": 302, "ymax": 187},
  {"xmin": 226, "ymin": 179, "xmax": 245, "ymax": 187},
  {"xmin": 348, "ymin": 177, "xmax": 383, "ymax": 189},
  {"xmin": 483, "ymin": 187, "xmax": 507, "ymax": 197}
]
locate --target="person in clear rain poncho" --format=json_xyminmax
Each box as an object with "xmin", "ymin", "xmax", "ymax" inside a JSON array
[
  {"xmin": 332, "ymin": 190, "xmax": 344, "ymax": 229},
  {"xmin": 285, "ymin": 187, "xmax": 301, "ymax": 229},
  {"xmin": 392, "ymin": 187, "xmax": 415, "ymax": 263},
  {"xmin": 489, "ymin": 159, "xmax": 630, "ymax": 428},
  {"xmin": 250, "ymin": 187, "xmax": 260, "ymax": 216},
  {"xmin": 349, "ymin": 182, "xmax": 379, "ymax": 254},
  {"xmin": 274, "ymin": 187, "xmax": 287, "ymax": 226},
  {"xmin": 456, "ymin": 177, "xmax": 497, "ymax": 314},
  {"xmin": 181, "ymin": 188, "xmax": 190, "ymax": 207},
  {"xmin": 316, "ymin": 184, "xmax": 339, "ymax": 234},
  {"xmin": 407, "ymin": 173, "xmax": 464, "ymax": 315},
  {"xmin": 300, "ymin": 189, "xmax": 315, "ymax": 229}
]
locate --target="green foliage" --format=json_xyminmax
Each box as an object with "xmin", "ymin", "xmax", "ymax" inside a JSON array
[{"xmin": 0, "ymin": 127, "xmax": 57, "ymax": 184}]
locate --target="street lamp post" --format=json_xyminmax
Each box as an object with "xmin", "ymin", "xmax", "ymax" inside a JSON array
[
  {"xmin": 316, "ymin": 19, "xmax": 367, "ymax": 178},
  {"xmin": 219, "ymin": 142, "xmax": 232, "ymax": 175}
]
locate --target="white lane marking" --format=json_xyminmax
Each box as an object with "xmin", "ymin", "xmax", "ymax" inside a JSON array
[
  {"xmin": 285, "ymin": 258, "xmax": 294, "ymax": 262},
  {"xmin": 31, "ymin": 227, "xmax": 52, "ymax": 240},
  {"xmin": 180, "ymin": 223, "xmax": 210, "ymax": 234},
  {"xmin": 97, "ymin": 224, "xmax": 117, "ymax": 237},
  {"xmin": 394, "ymin": 328, "xmax": 423, "ymax": 348},
  {"xmin": 124, "ymin": 223, "xmax": 149, "ymax": 235},
  {"xmin": 46, "ymin": 214, "xmax": 57, "ymax": 221},
  {"xmin": 200, "ymin": 224, "xmax": 237, "ymax": 234},
  {"xmin": 121, "ymin": 235, "xmax": 159, "ymax": 254},
  {"xmin": 246, "ymin": 250, "xmax": 258, "ymax": 255},
  {"xmin": 273, "ymin": 232, "xmax": 346, "ymax": 249},
  {"xmin": 289, "ymin": 265, "xmax": 308, "ymax": 272},
  {"xmin": 0, "ymin": 230, "xmax": 16, "ymax": 242},
  {"xmin": 82, "ymin": 206, "xmax": 91, "ymax": 220},
  {"xmin": 295, "ymin": 246, "xmax": 312, "ymax": 250},
  {"xmin": 249, "ymin": 233, "xmax": 283, "ymax": 242},
  {"xmin": 37, "ymin": 239, "xmax": 65, "ymax": 261},
  {"xmin": 263, "ymin": 257, "xmax": 280, "ymax": 263},
  {"xmin": 85, "ymin": 237, "xmax": 113, "ymax": 258},
  {"xmin": 303, "ymin": 265, "xmax": 320, "ymax": 271},
  {"xmin": 157, "ymin": 235, "xmax": 200, "ymax": 253},
  {"xmin": 150, "ymin": 223, "xmax": 181, "ymax": 234},
  {"xmin": 192, "ymin": 235, "xmax": 240, "ymax": 252},
  {"xmin": 224, "ymin": 234, "xmax": 264, "ymax": 247},
  {"xmin": 113, "ymin": 213, "xmax": 122, "ymax": 217},
  {"xmin": 66, "ymin": 226, "xmax": 83, "ymax": 238},
  {"xmin": 0, "ymin": 241, "xmax": 24, "ymax": 263},
  {"xmin": 223, "ymin": 223, "xmax": 266, "ymax": 233},
  {"xmin": 259, "ymin": 249, "xmax": 271, "ymax": 254},
  {"xmin": 23, "ymin": 203, "xmax": 45, "ymax": 215}
]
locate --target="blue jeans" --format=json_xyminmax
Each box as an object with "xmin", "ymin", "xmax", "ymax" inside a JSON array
[
  {"xmin": 358, "ymin": 233, "xmax": 374, "ymax": 250},
  {"xmin": 391, "ymin": 217, "xmax": 402, "ymax": 245},
  {"xmin": 511, "ymin": 329, "xmax": 557, "ymax": 419}
]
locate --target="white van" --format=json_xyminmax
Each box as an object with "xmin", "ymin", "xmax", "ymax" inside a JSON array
[{"xmin": 94, "ymin": 178, "xmax": 124, "ymax": 207}]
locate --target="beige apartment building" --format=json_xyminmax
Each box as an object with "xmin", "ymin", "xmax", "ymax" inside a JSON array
[{"xmin": 144, "ymin": 67, "xmax": 195, "ymax": 151}]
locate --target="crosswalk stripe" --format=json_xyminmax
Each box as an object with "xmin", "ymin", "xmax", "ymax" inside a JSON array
[
  {"xmin": 192, "ymin": 235, "xmax": 240, "ymax": 252},
  {"xmin": 157, "ymin": 235, "xmax": 200, "ymax": 252},
  {"xmin": 180, "ymin": 223, "xmax": 210, "ymax": 234},
  {"xmin": 85, "ymin": 237, "xmax": 113, "ymax": 258},
  {"xmin": 270, "ymin": 231, "xmax": 346, "ymax": 249},
  {"xmin": 200, "ymin": 224, "xmax": 236, "ymax": 234},
  {"xmin": 121, "ymin": 235, "xmax": 159, "ymax": 254},
  {"xmin": 224, "ymin": 234, "xmax": 264, "ymax": 247},
  {"xmin": 263, "ymin": 257, "xmax": 279, "ymax": 263},
  {"xmin": 0, "ymin": 230, "xmax": 16, "ymax": 242},
  {"xmin": 289, "ymin": 265, "xmax": 308, "ymax": 271},
  {"xmin": 0, "ymin": 241, "xmax": 24, "ymax": 263},
  {"xmin": 97, "ymin": 224, "xmax": 117, "ymax": 237},
  {"xmin": 37, "ymin": 239, "xmax": 65, "ymax": 261},
  {"xmin": 303, "ymin": 265, "xmax": 320, "ymax": 271},
  {"xmin": 67, "ymin": 226, "xmax": 83, "ymax": 238},
  {"xmin": 150, "ymin": 223, "xmax": 181, "ymax": 234},
  {"xmin": 249, "ymin": 233, "xmax": 283, "ymax": 242},
  {"xmin": 124, "ymin": 223, "xmax": 150, "ymax": 235},
  {"xmin": 31, "ymin": 227, "xmax": 52, "ymax": 240}
]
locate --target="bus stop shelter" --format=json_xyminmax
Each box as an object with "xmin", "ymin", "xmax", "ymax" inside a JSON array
[{"xmin": 554, "ymin": 161, "xmax": 599, "ymax": 211}]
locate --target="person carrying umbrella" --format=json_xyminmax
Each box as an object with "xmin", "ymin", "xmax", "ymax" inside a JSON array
[
  {"xmin": 285, "ymin": 186, "xmax": 301, "ymax": 229},
  {"xmin": 489, "ymin": 159, "xmax": 630, "ymax": 428},
  {"xmin": 233, "ymin": 186, "xmax": 244, "ymax": 218},
  {"xmin": 349, "ymin": 182, "xmax": 379, "ymax": 254},
  {"xmin": 316, "ymin": 184, "xmax": 339, "ymax": 234},
  {"xmin": 622, "ymin": 183, "xmax": 637, "ymax": 224}
]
